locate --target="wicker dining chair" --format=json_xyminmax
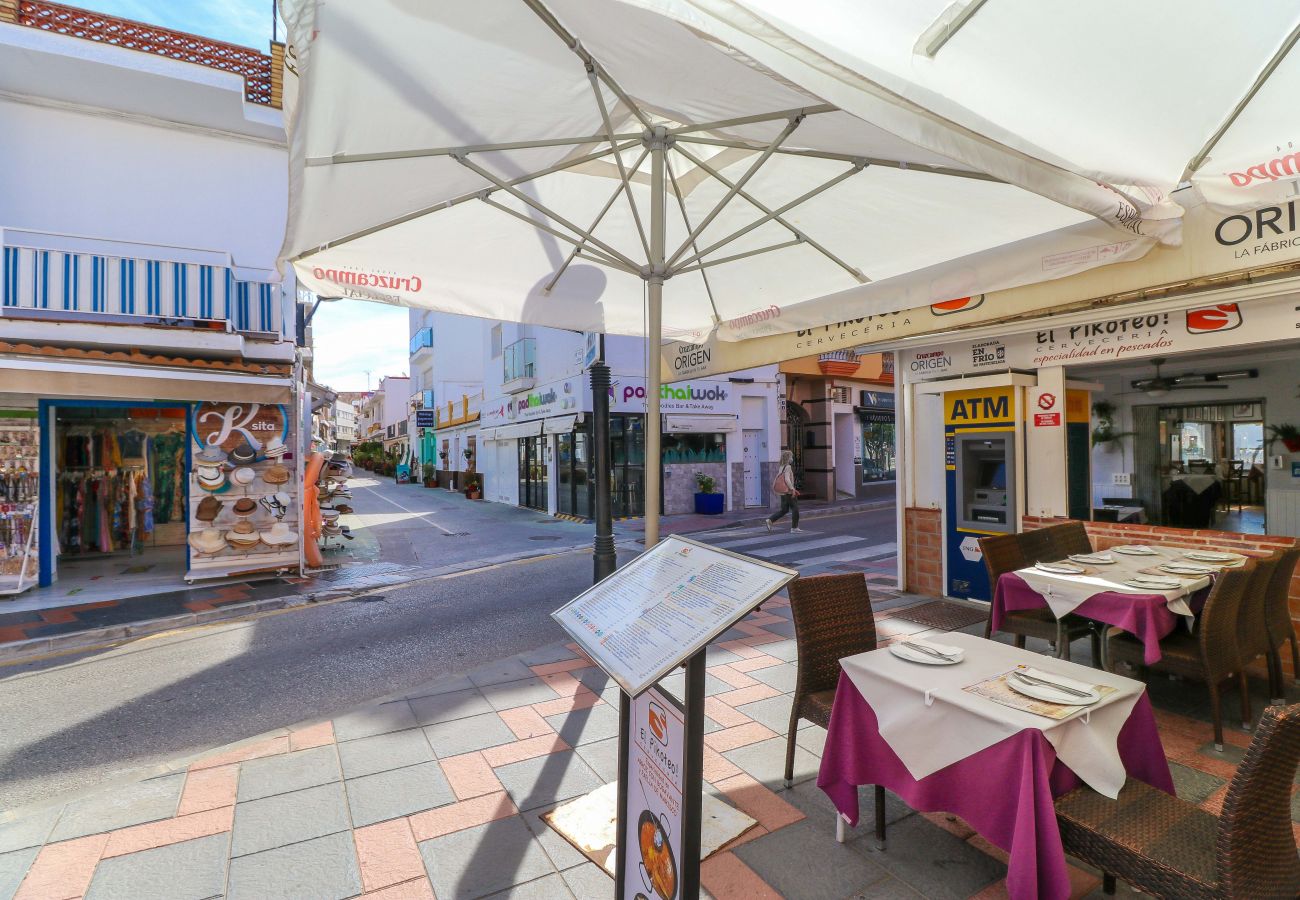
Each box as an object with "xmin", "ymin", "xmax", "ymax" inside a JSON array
[
  {"xmin": 1263, "ymin": 545, "xmax": 1300, "ymax": 704},
  {"xmin": 1045, "ymin": 520, "xmax": 1093, "ymax": 558},
  {"xmin": 1235, "ymin": 553, "xmax": 1281, "ymax": 715},
  {"xmin": 1107, "ymin": 563, "xmax": 1255, "ymax": 750},
  {"xmin": 784, "ymin": 573, "xmax": 887, "ymax": 848},
  {"xmin": 979, "ymin": 533, "xmax": 1099, "ymax": 662},
  {"xmin": 1055, "ymin": 702, "xmax": 1300, "ymax": 899}
]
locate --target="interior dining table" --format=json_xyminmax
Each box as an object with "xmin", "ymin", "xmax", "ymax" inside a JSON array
[{"xmin": 818, "ymin": 632, "xmax": 1173, "ymax": 900}]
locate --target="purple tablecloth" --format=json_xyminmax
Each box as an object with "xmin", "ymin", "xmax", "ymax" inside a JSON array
[
  {"xmin": 993, "ymin": 572, "xmax": 1186, "ymax": 665},
  {"xmin": 818, "ymin": 675, "xmax": 1173, "ymax": 900}
]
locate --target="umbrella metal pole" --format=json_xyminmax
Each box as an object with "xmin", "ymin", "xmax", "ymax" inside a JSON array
[{"xmin": 644, "ymin": 128, "xmax": 667, "ymax": 547}]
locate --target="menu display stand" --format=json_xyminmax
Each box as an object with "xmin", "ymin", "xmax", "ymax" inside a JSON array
[{"xmin": 553, "ymin": 535, "xmax": 796, "ymax": 899}]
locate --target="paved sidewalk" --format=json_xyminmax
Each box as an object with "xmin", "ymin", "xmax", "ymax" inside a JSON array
[
  {"xmin": 2, "ymin": 584, "xmax": 1285, "ymax": 899},
  {"xmin": 621, "ymin": 493, "xmax": 895, "ymax": 539}
]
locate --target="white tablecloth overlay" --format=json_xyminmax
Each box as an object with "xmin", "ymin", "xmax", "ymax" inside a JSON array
[
  {"xmin": 841, "ymin": 633, "xmax": 1145, "ymax": 798},
  {"xmin": 1168, "ymin": 473, "xmax": 1219, "ymax": 494},
  {"xmin": 1013, "ymin": 546, "xmax": 1206, "ymax": 621}
]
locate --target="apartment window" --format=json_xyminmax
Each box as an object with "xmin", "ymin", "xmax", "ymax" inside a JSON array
[
  {"xmin": 409, "ymin": 327, "xmax": 433, "ymax": 354},
  {"xmin": 421, "ymin": 389, "xmax": 435, "ymax": 409},
  {"xmin": 830, "ymin": 386, "xmax": 850, "ymax": 405},
  {"xmin": 503, "ymin": 338, "xmax": 536, "ymax": 382},
  {"xmin": 491, "ymin": 324, "xmax": 503, "ymax": 358}
]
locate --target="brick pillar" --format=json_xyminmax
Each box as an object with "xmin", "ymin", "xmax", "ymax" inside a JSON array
[
  {"xmin": 269, "ymin": 41, "xmax": 285, "ymax": 109},
  {"xmin": 0, "ymin": 0, "xmax": 20, "ymax": 24}
]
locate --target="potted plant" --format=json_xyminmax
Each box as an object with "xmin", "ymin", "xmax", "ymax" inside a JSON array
[
  {"xmin": 693, "ymin": 471, "xmax": 724, "ymax": 515},
  {"xmin": 1090, "ymin": 400, "xmax": 1133, "ymax": 449},
  {"xmin": 462, "ymin": 447, "xmax": 474, "ymax": 466},
  {"xmin": 464, "ymin": 475, "xmax": 482, "ymax": 500},
  {"xmin": 422, "ymin": 462, "xmax": 438, "ymax": 487},
  {"xmin": 1267, "ymin": 423, "xmax": 1300, "ymax": 453}
]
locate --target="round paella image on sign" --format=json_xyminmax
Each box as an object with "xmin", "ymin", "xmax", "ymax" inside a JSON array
[{"xmin": 638, "ymin": 810, "xmax": 677, "ymax": 900}]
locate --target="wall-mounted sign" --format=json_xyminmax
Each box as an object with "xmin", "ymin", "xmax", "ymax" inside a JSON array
[
  {"xmin": 610, "ymin": 378, "xmax": 737, "ymax": 416},
  {"xmin": 1034, "ymin": 412, "xmax": 1062, "ymax": 427},
  {"xmin": 192, "ymin": 403, "xmax": 288, "ymax": 454},
  {"xmin": 415, "ymin": 410, "xmax": 436, "ymax": 428}
]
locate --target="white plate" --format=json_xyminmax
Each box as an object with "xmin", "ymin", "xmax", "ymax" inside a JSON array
[
  {"xmin": 1159, "ymin": 563, "xmax": 1217, "ymax": 575},
  {"xmin": 1006, "ymin": 671, "xmax": 1101, "ymax": 706},
  {"xmin": 1113, "ymin": 545, "xmax": 1159, "ymax": 556},
  {"xmin": 1124, "ymin": 577, "xmax": 1182, "ymax": 590},
  {"xmin": 889, "ymin": 642, "xmax": 964, "ymax": 665},
  {"xmin": 1069, "ymin": 554, "xmax": 1115, "ymax": 565},
  {"xmin": 1035, "ymin": 562, "xmax": 1086, "ymax": 575},
  {"xmin": 1184, "ymin": 551, "xmax": 1244, "ymax": 563}
]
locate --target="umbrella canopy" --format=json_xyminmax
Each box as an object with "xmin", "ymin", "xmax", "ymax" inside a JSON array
[{"xmin": 276, "ymin": 0, "xmax": 1300, "ymax": 342}]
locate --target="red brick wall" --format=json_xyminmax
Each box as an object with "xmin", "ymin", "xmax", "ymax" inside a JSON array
[
  {"xmin": 1025, "ymin": 516, "xmax": 1299, "ymax": 675},
  {"xmin": 905, "ymin": 507, "xmax": 943, "ymax": 596}
]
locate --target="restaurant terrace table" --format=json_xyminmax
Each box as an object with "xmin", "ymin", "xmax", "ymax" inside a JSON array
[
  {"xmin": 818, "ymin": 632, "xmax": 1173, "ymax": 900},
  {"xmin": 991, "ymin": 545, "xmax": 1224, "ymax": 664}
]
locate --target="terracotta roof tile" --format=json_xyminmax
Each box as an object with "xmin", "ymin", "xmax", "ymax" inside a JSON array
[{"xmin": 0, "ymin": 342, "xmax": 291, "ymax": 376}]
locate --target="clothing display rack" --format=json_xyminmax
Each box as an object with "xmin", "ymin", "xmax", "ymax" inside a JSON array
[{"xmin": 0, "ymin": 416, "xmax": 39, "ymax": 595}]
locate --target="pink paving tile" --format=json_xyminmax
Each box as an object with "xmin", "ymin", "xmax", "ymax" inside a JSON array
[
  {"xmin": 531, "ymin": 690, "xmax": 603, "ymax": 718},
  {"xmin": 708, "ymin": 665, "xmax": 759, "ymax": 689},
  {"xmin": 14, "ymin": 832, "xmax": 109, "ymax": 900},
  {"xmin": 289, "ymin": 720, "xmax": 337, "ymax": 750},
  {"xmin": 969, "ymin": 879, "xmax": 1010, "ymax": 900},
  {"xmin": 361, "ymin": 877, "xmax": 437, "ymax": 899},
  {"xmin": 539, "ymin": 671, "xmax": 586, "ymax": 697},
  {"xmin": 498, "ymin": 706, "xmax": 555, "ymax": 740},
  {"xmin": 717, "ymin": 639, "xmax": 764, "ymax": 659},
  {"xmin": 734, "ymin": 622, "xmax": 773, "ymax": 637},
  {"xmin": 764, "ymin": 596, "xmax": 790, "ymax": 607},
  {"xmin": 739, "ymin": 633, "xmax": 784, "ymax": 646},
  {"xmin": 967, "ymin": 832, "xmax": 1010, "ymax": 864},
  {"xmin": 408, "ymin": 791, "xmax": 518, "ymax": 842},
  {"xmin": 563, "ymin": 642, "xmax": 597, "ymax": 665},
  {"xmin": 440, "ymin": 752, "xmax": 504, "ymax": 801},
  {"xmin": 699, "ymin": 851, "xmax": 782, "ymax": 900},
  {"xmin": 177, "ymin": 764, "xmax": 239, "ymax": 816},
  {"xmin": 1199, "ymin": 783, "xmax": 1230, "ymax": 816},
  {"xmin": 728, "ymin": 654, "xmax": 783, "ymax": 673},
  {"xmin": 704, "ymin": 697, "xmax": 752, "ymax": 729},
  {"xmin": 713, "ymin": 773, "xmax": 805, "ymax": 833},
  {"xmin": 528, "ymin": 657, "xmax": 592, "ymax": 677},
  {"xmin": 189, "ymin": 735, "xmax": 291, "ymax": 770},
  {"xmin": 102, "ymin": 806, "xmax": 234, "ymax": 858},
  {"xmin": 712, "ymin": 683, "xmax": 781, "ymax": 708},
  {"xmin": 703, "ymin": 722, "xmax": 777, "ymax": 753},
  {"xmin": 718, "ymin": 823, "xmax": 768, "ymax": 853},
  {"xmin": 921, "ymin": 811, "xmax": 976, "ymax": 841},
  {"xmin": 481, "ymin": 734, "xmax": 570, "ymax": 768},
  {"xmin": 744, "ymin": 611, "xmax": 785, "ymax": 626},
  {"xmin": 354, "ymin": 818, "xmax": 426, "ymax": 893},
  {"xmin": 703, "ymin": 747, "xmax": 742, "ymax": 783}
]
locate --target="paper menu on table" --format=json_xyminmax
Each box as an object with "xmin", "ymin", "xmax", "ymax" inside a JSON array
[
  {"xmin": 963, "ymin": 671, "xmax": 1118, "ymax": 720},
  {"xmin": 553, "ymin": 535, "xmax": 796, "ymax": 697}
]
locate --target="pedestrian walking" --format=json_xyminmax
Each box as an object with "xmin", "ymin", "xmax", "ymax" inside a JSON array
[{"xmin": 766, "ymin": 450, "xmax": 804, "ymax": 533}]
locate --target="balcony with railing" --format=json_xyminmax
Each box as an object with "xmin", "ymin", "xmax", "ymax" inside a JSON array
[
  {"xmin": 409, "ymin": 326, "xmax": 433, "ymax": 358},
  {"xmin": 502, "ymin": 338, "xmax": 536, "ymax": 393},
  {"xmin": 435, "ymin": 392, "xmax": 482, "ymax": 429}
]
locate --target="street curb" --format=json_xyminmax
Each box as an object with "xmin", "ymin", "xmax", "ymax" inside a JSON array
[{"xmin": 0, "ymin": 541, "xmax": 610, "ymax": 665}]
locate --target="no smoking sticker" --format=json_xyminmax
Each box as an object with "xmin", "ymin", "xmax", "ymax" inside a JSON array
[{"xmin": 1037, "ymin": 392, "xmax": 1056, "ymax": 411}]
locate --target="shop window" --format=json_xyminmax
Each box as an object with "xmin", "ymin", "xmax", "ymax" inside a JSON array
[
  {"xmin": 861, "ymin": 419, "xmax": 896, "ymax": 481},
  {"xmin": 829, "ymin": 386, "xmax": 850, "ymax": 405},
  {"xmin": 661, "ymin": 432, "xmax": 725, "ymax": 463},
  {"xmin": 491, "ymin": 324, "xmax": 502, "ymax": 358}
]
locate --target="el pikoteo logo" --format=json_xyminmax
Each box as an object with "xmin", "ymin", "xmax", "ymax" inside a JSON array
[
  {"xmin": 647, "ymin": 701, "xmax": 668, "ymax": 745},
  {"xmin": 1185, "ymin": 303, "xmax": 1243, "ymax": 334},
  {"xmin": 930, "ymin": 295, "xmax": 984, "ymax": 316}
]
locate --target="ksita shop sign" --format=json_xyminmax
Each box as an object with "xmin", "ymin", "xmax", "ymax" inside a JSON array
[{"xmin": 192, "ymin": 403, "xmax": 289, "ymax": 453}]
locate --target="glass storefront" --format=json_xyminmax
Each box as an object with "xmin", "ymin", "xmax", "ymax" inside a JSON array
[
  {"xmin": 517, "ymin": 434, "xmax": 548, "ymax": 511},
  {"xmin": 661, "ymin": 432, "xmax": 725, "ymax": 463},
  {"xmin": 556, "ymin": 431, "xmax": 590, "ymax": 518},
  {"xmin": 609, "ymin": 414, "xmax": 645, "ymax": 518},
  {"xmin": 860, "ymin": 417, "xmax": 896, "ymax": 481}
]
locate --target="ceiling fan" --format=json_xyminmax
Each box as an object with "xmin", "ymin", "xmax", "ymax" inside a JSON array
[{"xmin": 1131, "ymin": 358, "xmax": 1258, "ymax": 398}]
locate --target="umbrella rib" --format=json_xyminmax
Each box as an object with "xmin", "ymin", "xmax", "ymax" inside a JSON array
[
  {"xmin": 672, "ymin": 142, "xmax": 867, "ymax": 282},
  {"xmin": 306, "ymin": 133, "xmax": 644, "ymax": 167},
  {"xmin": 664, "ymin": 153, "xmax": 720, "ymax": 324},
  {"xmin": 665, "ymin": 115, "xmax": 803, "ymax": 267},
  {"xmin": 674, "ymin": 135, "xmax": 1002, "ymax": 182},
  {"xmin": 1181, "ymin": 19, "xmax": 1300, "ymax": 182},
  {"xmin": 588, "ymin": 69, "xmax": 651, "ymax": 260},
  {"xmin": 667, "ymin": 104, "xmax": 836, "ymax": 136},
  {"xmin": 672, "ymin": 237, "xmax": 805, "ymax": 275},
  {"xmin": 455, "ymin": 154, "xmax": 643, "ymax": 271},
  {"xmin": 672, "ymin": 163, "xmax": 866, "ymax": 273},
  {"xmin": 543, "ymin": 147, "xmax": 651, "ymax": 293},
  {"xmin": 479, "ymin": 195, "xmax": 640, "ymax": 275}
]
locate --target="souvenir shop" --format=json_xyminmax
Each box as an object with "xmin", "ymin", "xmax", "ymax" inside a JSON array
[{"xmin": 0, "ymin": 410, "xmax": 39, "ymax": 596}]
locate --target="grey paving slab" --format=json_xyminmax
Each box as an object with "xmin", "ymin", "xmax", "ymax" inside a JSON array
[
  {"xmin": 408, "ymin": 687, "xmax": 494, "ymax": 726},
  {"xmin": 519, "ymin": 642, "xmax": 582, "ymax": 667},
  {"xmin": 575, "ymin": 737, "xmax": 619, "ymax": 784},
  {"xmin": 546, "ymin": 703, "xmax": 620, "ymax": 747},
  {"xmin": 494, "ymin": 750, "xmax": 606, "ymax": 813},
  {"xmin": 480, "ymin": 676, "xmax": 564, "ymax": 711},
  {"xmin": 864, "ymin": 813, "xmax": 1005, "ymax": 899},
  {"xmin": 522, "ymin": 804, "xmax": 588, "ymax": 871},
  {"xmin": 85, "ymin": 833, "xmax": 229, "ymax": 900},
  {"xmin": 230, "ymin": 782, "xmax": 351, "ymax": 857},
  {"xmin": 723, "ymin": 735, "xmax": 821, "ymax": 788},
  {"xmin": 762, "ymin": 638, "xmax": 800, "ymax": 662},
  {"xmin": 703, "ymin": 672, "xmax": 738, "ymax": 696},
  {"xmin": 423, "ymin": 711, "xmax": 517, "ymax": 758},
  {"xmin": 419, "ymin": 815, "xmax": 556, "ymax": 900},
  {"xmin": 734, "ymin": 820, "xmax": 891, "ymax": 899},
  {"xmin": 703, "ymin": 645, "xmax": 746, "ymax": 667},
  {"xmin": 0, "ymin": 806, "xmax": 59, "ymax": 854},
  {"xmin": 494, "ymin": 872, "xmax": 577, "ymax": 898},
  {"xmin": 1169, "ymin": 761, "xmax": 1227, "ymax": 805},
  {"xmin": 331, "ymin": 700, "xmax": 419, "ymax": 742},
  {"xmin": 1198, "ymin": 741, "xmax": 1246, "ymax": 765},
  {"xmin": 781, "ymin": 780, "xmax": 914, "ymax": 843},
  {"xmin": 345, "ymin": 761, "xmax": 456, "ymax": 827},
  {"xmin": 570, "ymin": 666, "xmax": 613, "ymax": 694},
  {"xmin": 750, "ymin": 661, "xmax": 798, "ymax": 693},
  {"xmin": 796, "ymin": 723, "xmax": 828, "ymax": 757},
  {"xmin": 402, "ymin": 674, "xmax": 475, "ymax": 699},
  {"xmin": 0, "ymin": 846, "xmax": 39, "ymax": 900},
  {"xmin": 560, "ymin": 862, "xmax": 614, "ymax": 898},
  {"xmin": 846, "ymin": 873, "xmax": 927, "ymax": 898},
  {"xmin": 237, "ymin": 745, "xmax": 340, "ymax": 802},
  {"xmin": 465, "ymin": 656, "xmax": 537, "ymax": 687},
  {"xmin": 227, "ymin": 831, "xmax": 362, "ymax": 900},
  {"xmin": 50, "ymin": 773, "xmax": 185, "ymax": 842},
  {"xmin": 734, "ymin": 694, "xmax": 794, "ymax": 734},
  {"xmin": 338, "ymin": 727, "xmax": 435, "ymax": 779},
  {"xmin": 761, "ymin": 619, "xmax": 796, "ymax": 638}
]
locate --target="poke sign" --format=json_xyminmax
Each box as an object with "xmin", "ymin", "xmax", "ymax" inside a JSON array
[
  {"xmin": 960, "ymin": 536, "xmax": 983, "ymax": 562},
  {"xmin": 1037, "ymin": 392, "xmax": 1057, "ymax": 411}
]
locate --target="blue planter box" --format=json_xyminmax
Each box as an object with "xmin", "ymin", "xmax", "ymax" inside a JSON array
[{"xmin": 694, "ymin": 492, "xmax": 725, "ymax": 515}]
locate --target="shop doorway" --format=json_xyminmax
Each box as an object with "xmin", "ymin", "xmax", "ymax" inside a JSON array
[
  {"xmin": 833, "ymin": 412, "xmax": 856, "ymax": 498},
  {"xmin": 517, "ymin": 434, "xmax": 548, "ymax": 511},
  {"xmin": 556, "ymin": 430, "xmax": 591, "ymax": 518},
  {"xmin": 47, "ymin": 402, "xmax": 190, "ymax": 600},
  {"xmin": 609, "ymin": 413, "xmax": 645, "ymax": 518},
  {"xmin": 742, "ymin": 430, "xmax": 763, "ymax": 507}
]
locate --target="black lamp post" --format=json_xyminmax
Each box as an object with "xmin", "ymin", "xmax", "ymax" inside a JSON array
[{"xmin": 589, "ymin": 336, "xmax": 616, "ymax": 583}]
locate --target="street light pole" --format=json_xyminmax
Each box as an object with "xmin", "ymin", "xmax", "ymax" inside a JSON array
[{"xmin": 590, "ymin": 335, "xmax": 616, "ymax": 583}]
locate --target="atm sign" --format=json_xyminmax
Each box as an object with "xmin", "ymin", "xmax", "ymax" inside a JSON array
[{"xmin": 945, "ymin": 387, "xmax": 1014, "ymax": 425}]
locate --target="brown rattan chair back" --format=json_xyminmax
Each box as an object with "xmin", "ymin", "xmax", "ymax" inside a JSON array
[
  {"xmin": 1215, "ymin": 702, "xmax": 1300, "ymax": 897},
  {"xmin": 1237, "ymin": 553, "xmax": 1280, "ymax": 663},
  {"xmin": 1198, "ymin": 564, "xmax": 1255, "ymax": 683},
  {"xmin": 1047, "ymin": 520, "xmax": 1092, "ymax": 558},
  {"xmin": 979, "ymin": 532, "xmax": 1029, "ymax": 589},
  {"xmin": 788, "ymin": 573, "xmax": 876, "ymax": 698},
  {"xmin": 1263, "ymin": 545, "xmax": 1300, "ymax": 650}
]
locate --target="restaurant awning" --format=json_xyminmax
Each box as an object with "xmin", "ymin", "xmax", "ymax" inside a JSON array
[
  {"xmin": 543, "ymin": 414, "xmax": 581, "ymax": 434},
  {"xmin": 496, "ymin": 420, "xmax": 544, "ymax": 439},
  {"xmin": 664, "ymin": 414, "xmax": 737, "ymax": 433}
]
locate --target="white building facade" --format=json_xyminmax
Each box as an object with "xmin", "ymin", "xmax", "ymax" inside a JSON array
[{"xmin": 408, "ymin": 309, "xmax": 485, "ymax": 484}]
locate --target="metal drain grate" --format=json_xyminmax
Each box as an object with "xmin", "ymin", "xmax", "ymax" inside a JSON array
[
  {"xmin": 442, "ymin": 532, "xmax": 470, "ymax": 537},
  {"xmin": 889, "ymin": 600, "xmax": 987, "ymax": 631},
  {"xmin": 528, "ymin": 535, "xmax": 564, "ymax": 541}
]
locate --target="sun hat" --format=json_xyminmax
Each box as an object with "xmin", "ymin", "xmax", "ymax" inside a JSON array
[
  {"xmin": 229, "ymin": 441, "xmax": 258, "ymax": 465},
  {"xmin": 261, "ymin": 522, "xmax": 298, "ymax": 546},
  {"xmin": 231, "ymin": 466, "xmax": 256, "ymax": 486},
  {"xmin": 274, "ymin": 491, "xmax": 291, "ymax": 509},
  {"xmin": 259, "ymin": 496, "xmax": 286, "ymax": 518},
  {"xmin": 263, "ymin": 436, "xmax": 287, "ymax": 458},
  {"xmin": 188, "ymin": 527, "xmax": 226, "ymax": 554},
  {"xmin": 262, "ymin": 464, "xmax": 290, "ymax": 484},
  {"xmin": 321, "ymin": 507, "xmax": 341, "ymax": 521},
  {"xmin": 195, "ymin": 496, "xmax": 223, "ymax": 522},
  {"xmin": 226, "ymin": 520, "xmax": 261, "ymax": 547},
  {"xmin": 232, "ymin": 497, "xmax": 258, "ymax": 516},
  {"xmin": 197, "ymin": 469, "xmax": 227, "ymax": 492},
  {"xmin": 195, "ymin": 445, "xmax": 227, "ymax": 465}
]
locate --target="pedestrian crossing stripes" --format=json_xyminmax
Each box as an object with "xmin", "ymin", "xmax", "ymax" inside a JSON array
[{"xmin": 702, "ymin": 529, "xmax": 896, "ymax": 570}]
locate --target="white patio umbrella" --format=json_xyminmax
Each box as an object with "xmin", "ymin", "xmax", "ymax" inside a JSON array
[{"xmin": 279, "ymin": 0, "xmax": 1299, "ymax": 542}]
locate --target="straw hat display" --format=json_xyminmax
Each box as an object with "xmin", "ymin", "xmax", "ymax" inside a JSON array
[
  {"xmin": 197, "ymin": 467, "xmax": 227, "ymax": 492},
  {"xmin": 232, "ymin": 497, "xmax": 258, "ymax": 517},
  {"xmin": 259, "ymin": 495, "xmax": 288, "ymax": 519},
  {"xmin": 195, "ymin": 496, "xmax": 224, "ymax": 522},
  {"xmin": 188, "ymin": 527, "xmax": 226, "ymax": 555},
  {"xmin": 195, "ymin": 445, "xmax": 227, "ymax": 466},
  {"xmin": 261, "ymin": 521, "xmax": 298, "ymax": 547},
  {"xmin": 226, "ymin": 519, "xmax": 261, "ymax": 548},
  {"xmin": 262, "ymin": 464, "xmax": 290, "ymax": 485},
  {"xmin": 229, "ymin": 441, "xmax": 258, "ymax": 465},
  {"xmin": 231, "ymin": 466, "xmax": 257, "ymax": 487},
  {"xmin": 263, "ymin": 436, "xmax": 288, "ymax": 458}
]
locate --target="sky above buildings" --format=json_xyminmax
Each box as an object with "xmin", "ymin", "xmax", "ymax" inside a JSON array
[{"xmin": 74, "ymin": 0, "xmax": 278, "ymax": 50}]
